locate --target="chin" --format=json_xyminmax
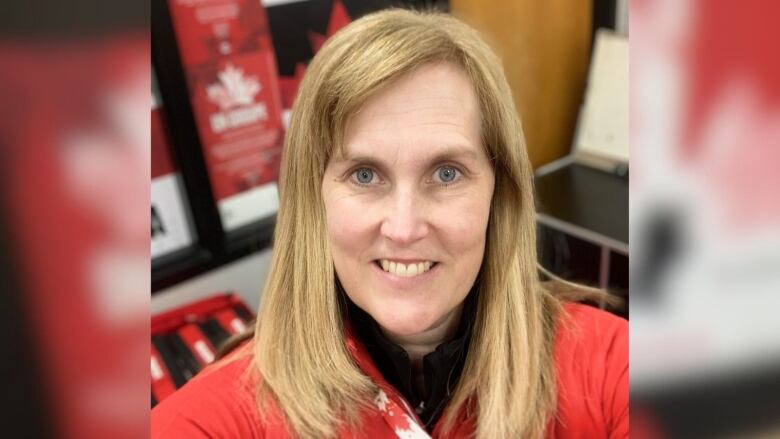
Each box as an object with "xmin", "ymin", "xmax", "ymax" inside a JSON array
[{"xmin": 371, "ymin": 303, "xmax": 443, "ymax": 337}]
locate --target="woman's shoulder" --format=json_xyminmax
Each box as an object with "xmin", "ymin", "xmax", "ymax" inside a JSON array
[
  {"xmin": 557, "ymin": 301, "xmax": 627, "ymax": 340},
  {"xmin": 151, "ymin": 342, "xmax": 267, "ymax": 439},
  {"xmin": 554, "ymin": 301, "xmax": 628, "ymax": 369},
  {"xmin": 551, "ymin": 302, "xmax": 629, "ymax": 438}
]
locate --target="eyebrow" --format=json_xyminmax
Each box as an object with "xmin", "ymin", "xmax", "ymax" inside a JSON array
[{"xmin": 336, "ymin": 145, "xmax": 481, "ymax": 168}]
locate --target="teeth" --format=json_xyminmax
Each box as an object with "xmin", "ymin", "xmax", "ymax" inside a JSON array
[{"xmin": 379, "ymin": 259, "xmax": 435, "ymax": 277}]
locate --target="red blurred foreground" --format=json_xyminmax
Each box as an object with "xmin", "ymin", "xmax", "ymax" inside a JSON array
[
  {"xmin": 0, "ymin": 37, "xmax": 150, "ymax": 438},
  {"xmin": 631, "ymin": 0, "xmax": 780, "ymax": 437}
]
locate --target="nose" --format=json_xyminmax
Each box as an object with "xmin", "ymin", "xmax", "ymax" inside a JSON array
[{"xmin": 380, "ymin": 187, "xmax": 429, "ymax": 245}]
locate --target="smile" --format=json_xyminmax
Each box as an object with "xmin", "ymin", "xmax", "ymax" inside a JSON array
[{"xmin": 375, "ymin": 259, "xmax": 438, "ymax": 277}]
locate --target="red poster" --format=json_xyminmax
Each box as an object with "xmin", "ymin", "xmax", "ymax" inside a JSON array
[{"xmin": 167, "ymin": 0, "xmax": 283, "ymax": 230}]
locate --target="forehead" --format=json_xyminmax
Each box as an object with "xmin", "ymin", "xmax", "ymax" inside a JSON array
[{"xmin": 339, "ymin": 62, "xmax": 483, "ymax": 161}]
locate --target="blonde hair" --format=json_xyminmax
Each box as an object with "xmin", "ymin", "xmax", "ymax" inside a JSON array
[{"xmin": 254, "ymin": 8, "xmax": 562, "ymax": 438}]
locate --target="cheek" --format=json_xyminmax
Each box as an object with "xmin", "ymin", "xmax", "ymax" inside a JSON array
[
  {"xmin": 324, "ymin": 193, "xmax": 380, "ymax": 307},
  {"xmin": 435, "ymin": 189, "xmax": 492, "ymax": 251},
  {"xmin": 324, "ymin": 193, "xmax": 376, "ymax": 261}
]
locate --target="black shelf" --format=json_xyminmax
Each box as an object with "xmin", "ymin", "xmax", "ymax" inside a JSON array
[
  {"xmin": 535, "ymin": 162, "xmax": 628, "ymax": 250},
  {"xmin": 535, "ymin": 160, "xmax": 629, "ymax": 318}
]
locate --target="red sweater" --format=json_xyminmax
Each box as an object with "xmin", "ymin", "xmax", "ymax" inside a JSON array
[{"xmin": 151, "ymin": 303, "xmax": 628, "ymax": 438}]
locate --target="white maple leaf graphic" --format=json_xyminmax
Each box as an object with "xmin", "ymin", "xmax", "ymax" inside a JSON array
[
  {"xmin": 394, "ymin": 417, "xmax": 431, "ymax": 439},
  {"xmin": 374, "ymin": 390, "xmax": 389, "ymax": 412},
  {"xmin": 206, "ymin": 63, "xmax": 261, "ymax": 110}
]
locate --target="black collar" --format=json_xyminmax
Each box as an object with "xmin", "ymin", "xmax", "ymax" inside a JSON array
[{"xmin": 347, "ymin": 291, "xmax": 476, "ymax": 430}]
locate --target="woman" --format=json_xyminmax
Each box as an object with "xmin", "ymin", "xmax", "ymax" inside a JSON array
[{"xmin": 152, "ymin": 9, "xmax": 628, "ymax": 439}]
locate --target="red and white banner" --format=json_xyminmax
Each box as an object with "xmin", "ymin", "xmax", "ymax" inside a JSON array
[{"xmin": 167, "ymin": 0, "xmax": 283, "ymax": 231}]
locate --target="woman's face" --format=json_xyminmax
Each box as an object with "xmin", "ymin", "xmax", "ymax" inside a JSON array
[{"xmin": 322, "ymin": 62, "xmax": 495, "ymax": 337}]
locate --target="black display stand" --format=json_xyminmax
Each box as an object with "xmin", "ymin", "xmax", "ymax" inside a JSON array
[{"xmin": 535, "ymin": 159, "xmax": 628, "ymax": 317}]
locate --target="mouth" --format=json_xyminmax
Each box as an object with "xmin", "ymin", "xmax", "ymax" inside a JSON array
[{"xmin": 373, "ymin": 259, "xmax": 439, "ymax": 277}]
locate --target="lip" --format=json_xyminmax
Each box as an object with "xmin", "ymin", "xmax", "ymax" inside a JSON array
[
  {"xmin": 371, "ymin": 260, "xmax": 440, "ymax": 290},
  {"xmin": 378, "ymin": 258, "xmax": 432, "ymax": 264}
]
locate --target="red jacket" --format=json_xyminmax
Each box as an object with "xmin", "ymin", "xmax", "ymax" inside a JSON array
[{"xmin": 151, "ymin": 303, "xmax": 628, "ymax": 438}]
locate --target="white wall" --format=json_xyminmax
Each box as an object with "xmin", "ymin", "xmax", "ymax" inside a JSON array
[{"xmin": 151, "ymin": 248, "xmax": 273, "ymax": 315}]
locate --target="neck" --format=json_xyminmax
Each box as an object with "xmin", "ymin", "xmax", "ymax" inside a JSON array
[{"xmin": 380, "ymin": 304, "xmax": 464, "ymax": 368}]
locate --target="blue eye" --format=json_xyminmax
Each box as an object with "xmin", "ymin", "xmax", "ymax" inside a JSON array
[
  {"xmin": 353, "ymin": 168, "xmax": 375, "ymax": 184},
  {"xmin": 436, "ymin": 165, "xmax": 459, "ymax": 184}
]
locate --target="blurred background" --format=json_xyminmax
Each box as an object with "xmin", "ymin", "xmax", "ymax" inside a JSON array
[{"xmin": 0, "ymin": 0, "xmax": 777, "ymax": 437}]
